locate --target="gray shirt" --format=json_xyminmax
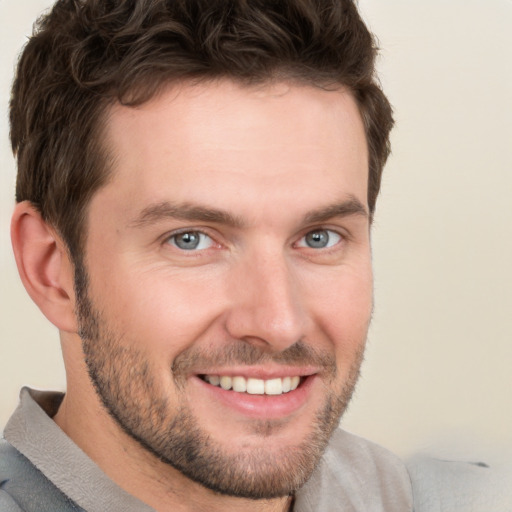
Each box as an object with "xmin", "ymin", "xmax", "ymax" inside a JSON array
[{"xmin": 1, "ymin": 387, "xmax": 413, "ymax": 511}]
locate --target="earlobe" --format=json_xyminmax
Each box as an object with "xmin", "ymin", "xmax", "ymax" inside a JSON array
[{"xmin": 11, "ymin": 201, "xmax": 78, "ymax": 333}]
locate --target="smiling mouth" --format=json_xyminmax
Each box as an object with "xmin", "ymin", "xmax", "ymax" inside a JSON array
[{"xmin": 199, "ymin": 375, "xmax": 304, "ymax": 396}]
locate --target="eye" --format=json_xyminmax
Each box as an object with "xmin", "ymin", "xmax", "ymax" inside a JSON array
[
  {"xmin": 297, "ymin": 229, "xmax": 342, "ymax": 249},
  {"xmin": 167, "ymin": 231, "xmax": 214, "ymax": 251}
]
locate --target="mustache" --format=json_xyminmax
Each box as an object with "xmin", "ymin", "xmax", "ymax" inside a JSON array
[{"xmin": 171, "ymin": 340, "xmax": 337, "ymax": 379}]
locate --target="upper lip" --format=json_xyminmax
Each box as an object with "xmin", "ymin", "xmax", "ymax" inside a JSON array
[{"xmin": 193, "ymin": 366, "xmax": 319, "ymax": 380}]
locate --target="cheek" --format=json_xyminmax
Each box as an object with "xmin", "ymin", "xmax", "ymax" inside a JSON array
[
  {"xmin": 89, "ymin": 265, "xmax": 225, "ymax": 357},
  {"xmin": 307, "ymin": 263, "xmax": 373, "ymax": 359}
]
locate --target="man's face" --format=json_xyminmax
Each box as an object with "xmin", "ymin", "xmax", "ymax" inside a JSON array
[{"xmin": 78, "ymin": 80, "xmax": 372, "ymax": 498}]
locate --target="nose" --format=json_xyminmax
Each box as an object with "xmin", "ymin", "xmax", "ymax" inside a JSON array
[{"xmin": 224, "ymin": 251, "xmax": 307, "ymax": 352}]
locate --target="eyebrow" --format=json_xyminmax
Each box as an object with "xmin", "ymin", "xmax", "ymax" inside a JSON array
[
  {"xmin": 302, "ymin": 195, "xmax": 369, "ymax": 224},
  {"xmin": 129, "ymin": 195, "xmax": 368, "ymax": 230},
  {"xmin": 129, "ymin": 201, "xmax": 245, "ymax": 229}
]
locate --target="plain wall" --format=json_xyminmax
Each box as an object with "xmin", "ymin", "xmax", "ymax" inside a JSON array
[{"xmin": 1, "ymin": 0, "xmax": 511, "ymax": 464}]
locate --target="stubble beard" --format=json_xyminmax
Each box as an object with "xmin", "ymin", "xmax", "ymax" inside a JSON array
[{"xmin": 75, "ymin": 262, "xmax": 366, "ymax": 499}]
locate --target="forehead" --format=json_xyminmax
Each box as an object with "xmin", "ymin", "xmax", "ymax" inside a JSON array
[{"xmin": 95, "ymin": 79, "xmax": 369, "ymax": 224}]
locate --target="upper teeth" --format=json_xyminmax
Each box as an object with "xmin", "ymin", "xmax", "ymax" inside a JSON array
[{"xmin": 204, "ymin": 375, "xmax": 301, "ymax": 395}]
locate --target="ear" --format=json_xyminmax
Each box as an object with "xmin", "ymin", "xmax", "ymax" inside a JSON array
[{"xmin": 11, "ymin": 201, "xmax": 78, "ymax": 333}]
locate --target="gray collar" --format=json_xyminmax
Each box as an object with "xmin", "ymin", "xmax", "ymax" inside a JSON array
[{"xmin": 4, "ymin": 387, "xmax": 154, "ymax": 512}]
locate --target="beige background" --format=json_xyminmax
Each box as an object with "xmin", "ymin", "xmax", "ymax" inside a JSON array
[{"xmin": 1, "ymin": 0, "xmax": 511, "ymax": 464}]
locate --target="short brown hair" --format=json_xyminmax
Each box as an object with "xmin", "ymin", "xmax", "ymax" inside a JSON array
[{"xmin": 11, "ymin": 0, "xmax": 393, "ymax": 261}]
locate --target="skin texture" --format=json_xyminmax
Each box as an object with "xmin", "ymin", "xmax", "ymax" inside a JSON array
[{"xmin": 16, "ymin": 80, "xmax": 373, "ymax": 512}]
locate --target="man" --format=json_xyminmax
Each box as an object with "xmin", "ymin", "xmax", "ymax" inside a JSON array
[{"xmin": 1, "ymin": 0, "xmax": 414, "ymax": 510}]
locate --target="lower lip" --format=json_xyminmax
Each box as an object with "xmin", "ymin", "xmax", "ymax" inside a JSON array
[{"xmin": 192, "ymin": 375, "xmax": 316, "ymax": 419}]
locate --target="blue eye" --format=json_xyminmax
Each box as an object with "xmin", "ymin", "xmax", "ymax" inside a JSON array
[
  {"xmin": 168, "ymin": 231, "xmax": 214, "ymax": 251},
  {"xmin": 298, "ymin": 229, "xmax": 341, "ymax": 249}
]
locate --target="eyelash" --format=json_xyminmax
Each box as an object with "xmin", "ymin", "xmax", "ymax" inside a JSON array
[
  {"xmin": 295, "ymin": 229, "xmax": 343, "ymax": 250},
  {"xmin": 165, "ymin": 229, "xmax": 218, "ymax": 251},
  {"xmin": 163, "ymin": 227, "xmax": 346, "ymax": 253}
]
